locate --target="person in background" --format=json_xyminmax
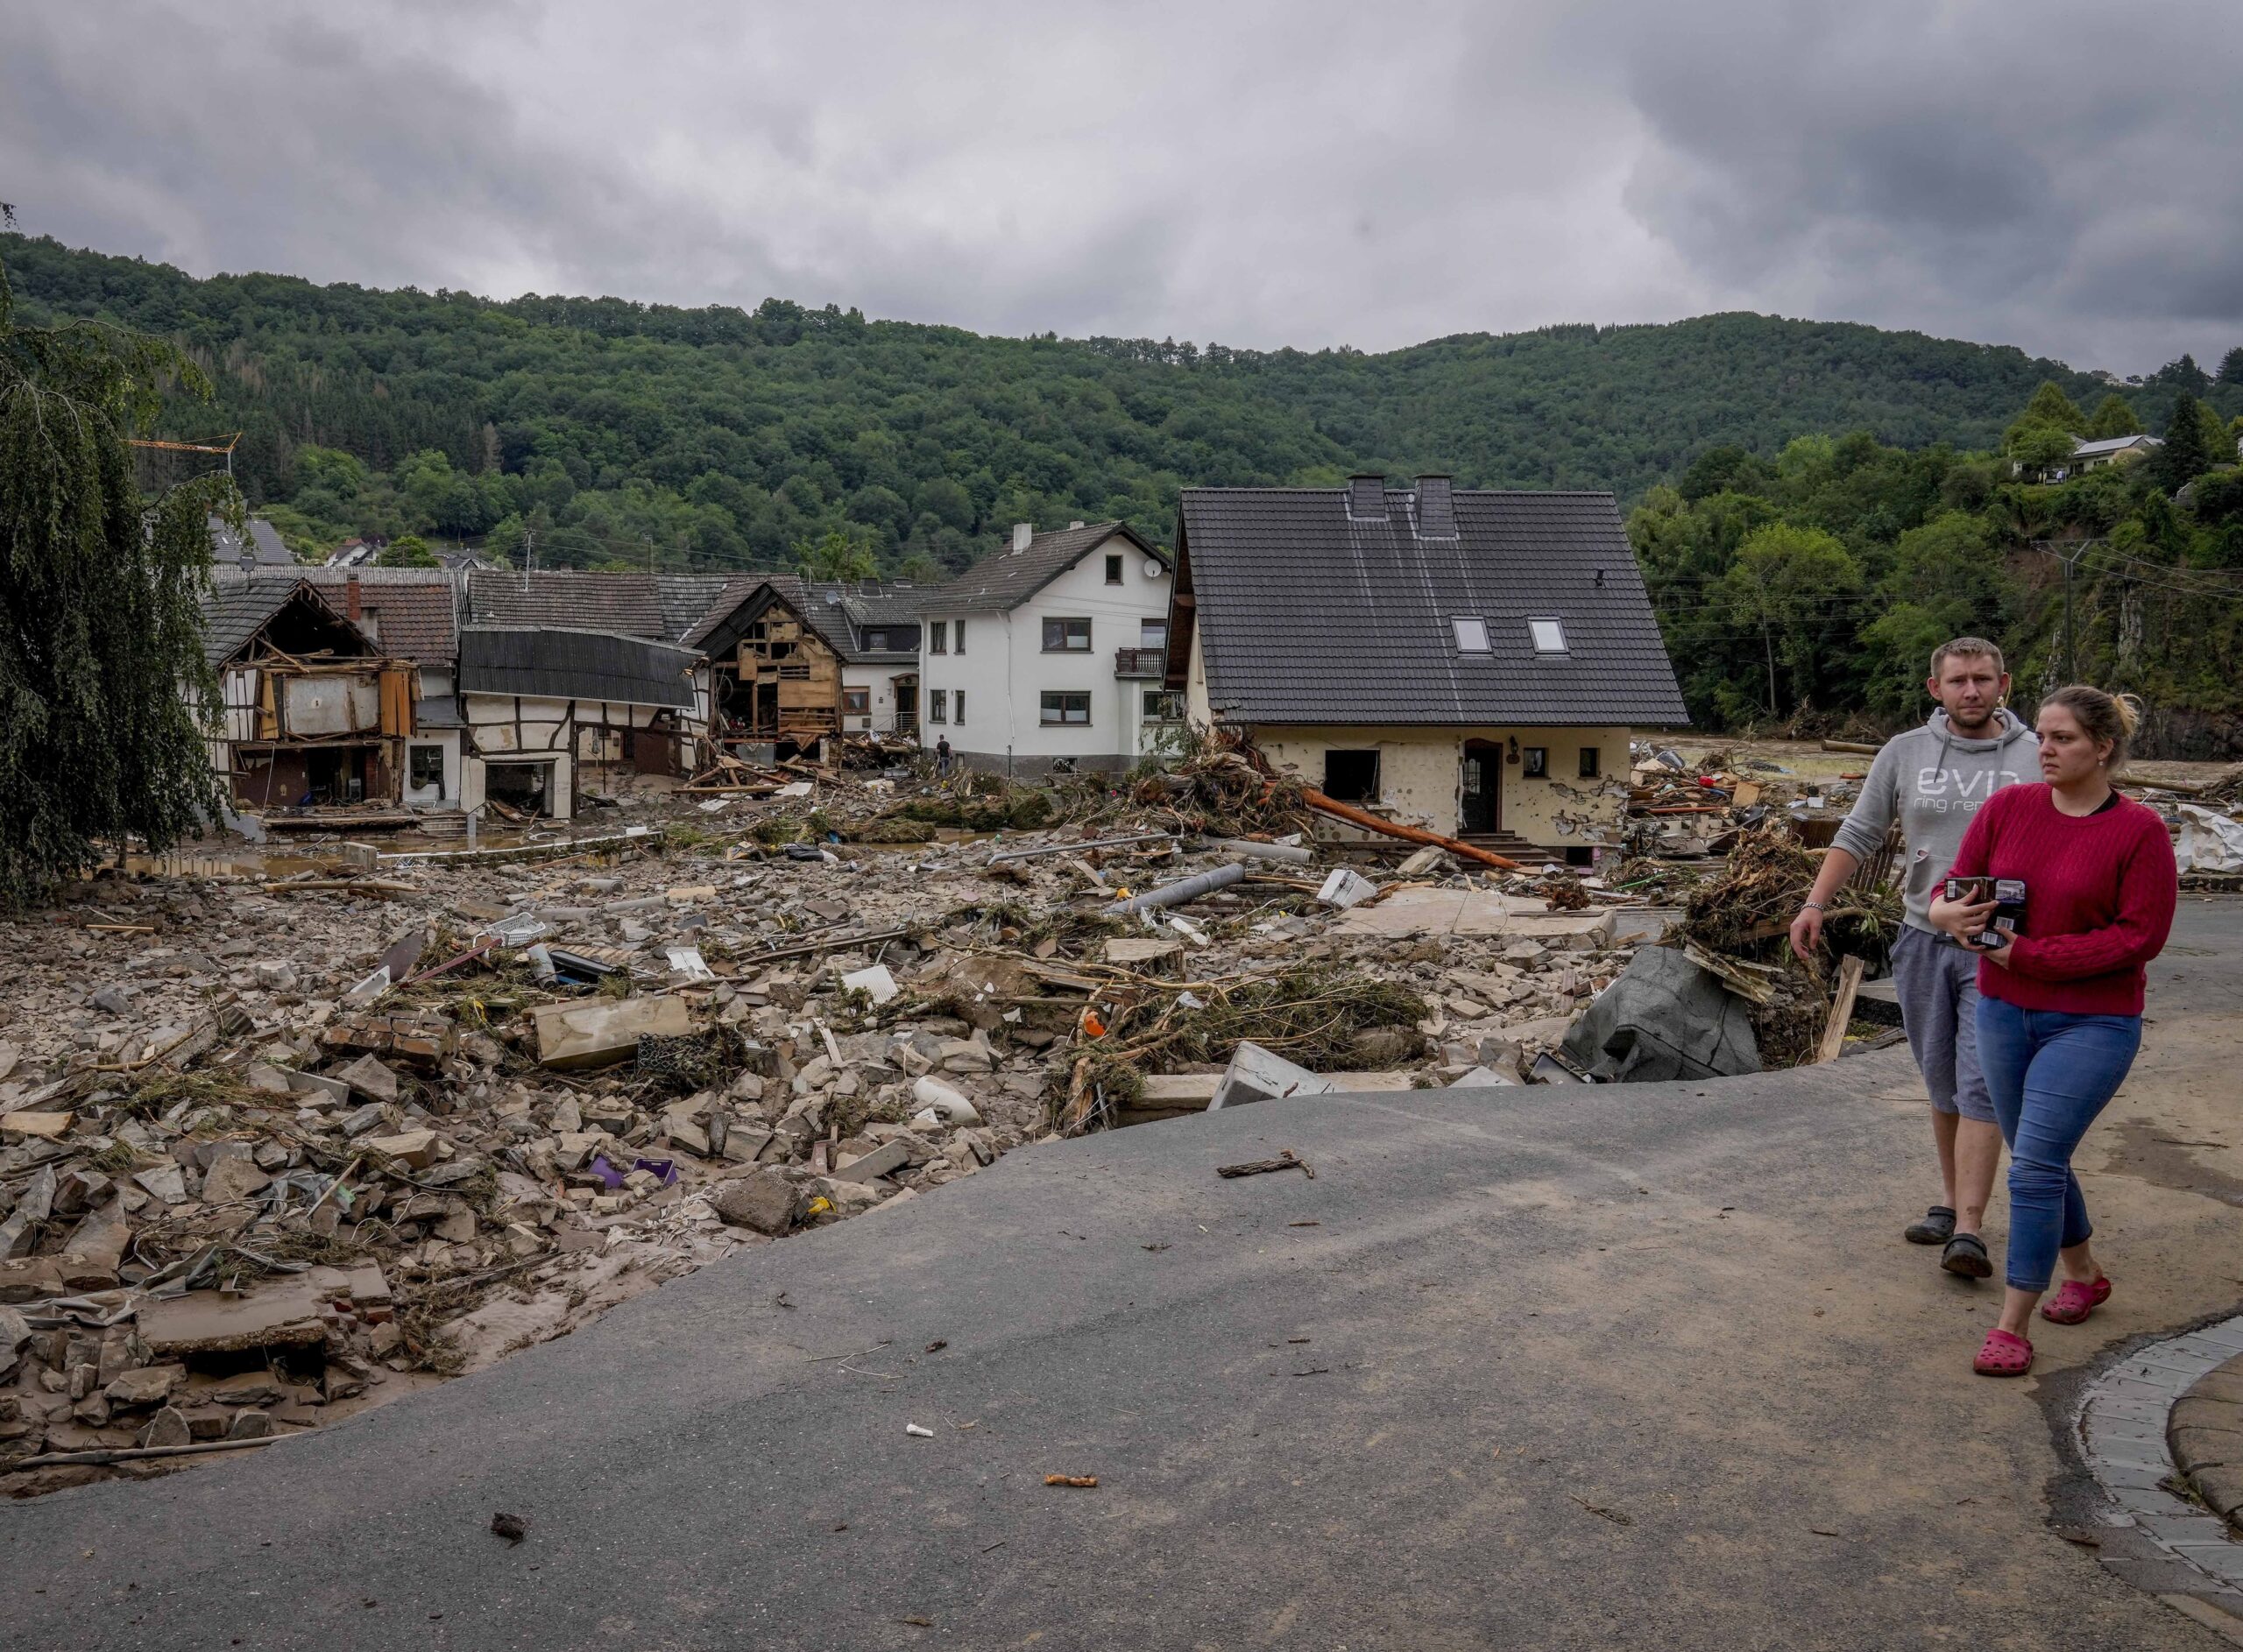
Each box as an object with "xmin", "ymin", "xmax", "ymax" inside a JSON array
[
  {"xmin": 1928, "ymin": 687, "xmax": 2176, "ymax": 1377},
  {"xmin": 1792, "ymin": 639, "xmax": 2037, "ymax": 1279},
  {"xmin": 934, "ymin": 735, "xmax": 954, "ymax": 780}
]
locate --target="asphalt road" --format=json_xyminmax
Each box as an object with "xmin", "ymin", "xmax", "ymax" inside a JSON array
[{"xmin": 7, "ymin": 903, "xmax": 2243, "ymax": 1651}]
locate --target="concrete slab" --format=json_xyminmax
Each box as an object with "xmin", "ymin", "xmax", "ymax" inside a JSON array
[{"xmin": 1330, "ymin": 886, "xmax": 1614, "ymax": 943}]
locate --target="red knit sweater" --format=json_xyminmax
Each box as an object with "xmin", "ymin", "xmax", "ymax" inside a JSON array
[{"xmin": 1944, "ymin": 783, "xmax": 2177, "ymax": 1014}]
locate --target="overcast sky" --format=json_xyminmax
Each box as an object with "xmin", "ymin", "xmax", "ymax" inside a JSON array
[{"xmin": 5, "ymin": 1, "xmax": 2238, "ymax": 374}]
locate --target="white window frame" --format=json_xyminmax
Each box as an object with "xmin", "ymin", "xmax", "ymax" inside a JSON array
[
  {"xmin": 1528, "ymin": 617, "xmax": 1567, "ymax": 653},
  {"xmin": 1452, "ymin": 617, "xmax": 1490, "ymax": 653}
]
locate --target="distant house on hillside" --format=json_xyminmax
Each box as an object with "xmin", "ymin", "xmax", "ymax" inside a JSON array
[
  {"xmin": 2069, "ymin": 433, "xmax": 2162, "ymax": 473},
  {"xmin": 1165, "ymin": 475, "xmax": 1685, "ymax": 859},
  {"xmin": 916, "ymin": 522, "xmax": 1174, "ymax": 774}
]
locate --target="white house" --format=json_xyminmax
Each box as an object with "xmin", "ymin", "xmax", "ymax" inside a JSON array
[{"xmin": 916, "ymin": 522, "xmax": 1174, "ymax": 774}]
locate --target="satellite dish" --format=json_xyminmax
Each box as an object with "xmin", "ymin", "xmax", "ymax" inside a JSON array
[{"xmin": 1142, "ymin": 558, "xmax": 1164, "ymax": 579}]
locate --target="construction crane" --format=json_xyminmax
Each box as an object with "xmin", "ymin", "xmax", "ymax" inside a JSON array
[{"xmin": 127, "ymin": 432, "xmax": 242, "ymax": 477}]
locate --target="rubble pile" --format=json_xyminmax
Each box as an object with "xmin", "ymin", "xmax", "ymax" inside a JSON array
[{"xmin": 2, "ymin": 736, "xmax": 2001, "ymax": 1495}]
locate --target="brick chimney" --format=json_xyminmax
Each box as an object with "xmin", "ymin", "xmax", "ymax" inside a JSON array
[
  {"xmin": 1011, "ymin": 522, "xmax": 1034, "ymax": 553},
  {"xmin": 1346, "ymin": 474, "xmax": 1388, "ymax": 521},
  {"xmin": 344, "ymin": 571, "xmax": 362, "ymax": 621}
]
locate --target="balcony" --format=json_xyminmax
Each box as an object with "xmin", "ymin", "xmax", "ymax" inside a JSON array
[{"xmin": 1114, "ymin": 646, "xmax": 1166, "ymax": 679}]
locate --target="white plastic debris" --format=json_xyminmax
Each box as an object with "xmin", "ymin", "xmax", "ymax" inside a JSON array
[
  {"xmin": 664, "ymin": 946, "xmax": 715, "ymax": 982},
  {"xmin": 776, "ymin": 780, "xmax": 815, "ymax": 799},
  {"xmin": 906, "ymin": 1423, "xmax": 934, "ymax": 1438},
  {"xmin": 1316, "ymin": 867, "xmax": 1378, "ymax": 910},
  {"xmin": 697, "ymin": 798, "xmax": 732, "ymax": 814},
  {"xmin": 1176, "ymin": 990, "xmax": 1206, "ymax": 1010},
  {"xmin": 342, "ymin": 965, "xmax": 391, "ymax": 1006},
  {"xmin": 2177, "ymin": 805, "xmax": 2243, "ymax": 873},
  {"xmin": 841, "ymin": 963, "xmax": 900, "ymax": 1005},
  {"xmin": 1166, "ymin": 914, "xmax": 1211, "ymax": 947},
  {"xmin": 911, "ymin": 1076, "xmax": 984, "ymax": 1126}
]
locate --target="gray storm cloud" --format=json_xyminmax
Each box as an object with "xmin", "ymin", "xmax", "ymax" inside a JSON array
[{"xmin": 2, "ymin": 0, "xmax": 2235, "ymax": 373}]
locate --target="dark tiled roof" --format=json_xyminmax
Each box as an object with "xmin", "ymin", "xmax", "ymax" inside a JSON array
[
  {"xmin": 198, "ymin": 574, "xmax": 379, "ymax": 667},
  {"xmin": 658, "ymin": 575, "xmax": 733, "ymax": 643},
  {"xmin": 923, "ymin": 523, "xmax": 1164, "ymax": 612},
  {"xmin": 466, "ymin": 571, "xmax": 666, "ymax": 639},
  {"xmin": 1178, "ymin": 485, "xmax": 1687, "ymax": 728},
  {"xmin": 296, "ymin": 569, "xmax": 459, "ymax": 665},
  {"xmin": 207, "ymin": 514, "xmax": 297, "ymax": 567},
  {"xmin": 683, "ymin": 575, "xmax": 923, "ymax": 664},
  {"xmin": 456, "ymin": 627, "xmax": 697, "ymax": 709}
]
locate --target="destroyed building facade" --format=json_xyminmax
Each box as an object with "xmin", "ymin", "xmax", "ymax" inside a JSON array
[
  {"xmin": 1165, "ymin": 476, "xmax": 1688, "ymax": 858},
  {"xmin": 685, "ymin": 575, "xmax": 925, "ymax": 759},
  {"xmin": 199, "ymin": 575, "xmax": 417, "ymax": 816}
]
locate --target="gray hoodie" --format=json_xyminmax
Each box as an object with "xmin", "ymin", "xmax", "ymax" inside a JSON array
[{"xmin": 1829, "ymin": 709, "xmax": 2040, "ymax": 930}]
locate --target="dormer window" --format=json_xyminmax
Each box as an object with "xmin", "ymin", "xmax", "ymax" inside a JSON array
[
  {"xmin": 1452, "ymin": 617, "xmax": 1489, "ymax": 653},
  {"xmin": 1529, "ymin": 618, "xmax": 1567, "ymax": 653}
]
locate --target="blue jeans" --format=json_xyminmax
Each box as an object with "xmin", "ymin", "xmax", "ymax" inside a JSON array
[{"xmin": 1975, "ymin": 997, "xmax": 2142, "ymax": 1293}]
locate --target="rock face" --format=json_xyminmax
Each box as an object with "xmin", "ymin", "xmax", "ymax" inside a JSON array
[{"xmin": 711, "ymin": 1171, "xmax": 799, "ymax": 1236}]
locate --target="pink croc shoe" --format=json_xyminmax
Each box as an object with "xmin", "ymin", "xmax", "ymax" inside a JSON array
[
  {"xmin": 2042, "ymin": 1276, "xmax": 2112, "ymax": 1326},
  {"xmin": 1974, "ymin": 1328, "xmax": 2034, "ymax": 1377}
]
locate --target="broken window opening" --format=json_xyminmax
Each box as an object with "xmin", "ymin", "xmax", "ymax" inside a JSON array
[
  {"xmin": 1579, "ymin": 745, "xmax": 1601, "ymax": 779},
  {"xmin": 1322, "ymin": 749, "xmax": 1379, "ymax": 801}
]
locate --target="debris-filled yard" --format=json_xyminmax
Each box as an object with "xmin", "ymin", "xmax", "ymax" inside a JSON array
[{"xmin": 4, "ymin": 734, "xmax": 2239, "ymax": 1496}]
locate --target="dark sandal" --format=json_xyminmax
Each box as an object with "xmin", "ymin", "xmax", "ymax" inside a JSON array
[
  {"xmin": 1941, "ymin": 1232, "xmax": 1993, "ymax": 1279},
  {"xmin": 1905, "ymin": 1205, "xmax": 1956, "ymax": 1246}
]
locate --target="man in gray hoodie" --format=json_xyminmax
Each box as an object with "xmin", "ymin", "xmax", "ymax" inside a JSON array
[{"xmin": 1790, "ymin": 637, "xmax": 2038, "ymax": 1278}]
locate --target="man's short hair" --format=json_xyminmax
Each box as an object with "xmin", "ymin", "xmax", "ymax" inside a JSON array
[{"xmin": 1929, "ymin": 637, "xmax": 2004, "ymax": 679}]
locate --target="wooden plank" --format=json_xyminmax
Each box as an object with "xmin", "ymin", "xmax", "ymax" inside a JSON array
[{"xmin": 1815, "ymin": 955, "xmax": 1866, "ymax": 1063}]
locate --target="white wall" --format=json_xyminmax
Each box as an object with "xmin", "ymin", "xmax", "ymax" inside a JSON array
[
  {"xmin": 403, "ymin": 731, "xmax": 462, "ymax": 808},
  {"xmin": 840, "ymin": 662, "xmax": 912, "ymax": 734},
  {"xmin": 917, "ymin": 539, "xmax": 1171, "ymax": 770}
]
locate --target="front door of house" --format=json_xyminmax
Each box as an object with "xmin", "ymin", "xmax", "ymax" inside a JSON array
[{"xmin": 1460, "ymin": 739, "xmax": 1501, "ymax": 833}]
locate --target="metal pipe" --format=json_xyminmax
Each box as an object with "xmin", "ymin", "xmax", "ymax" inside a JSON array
[
  {"xmin": 1208, "ymin": 838, "xmax": 1313, "ymax": 865},
  {"xmin": 1104, "ymin": 860, "xmax": 1248, "ymax": 914}
]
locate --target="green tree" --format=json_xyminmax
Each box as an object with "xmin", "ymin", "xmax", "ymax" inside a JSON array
[
  {"xmin": 2019, "ymin": 380, "xmax": 2087, "ymax": 434},
  {"xmin": 792, "ymin": 526, "xmax": 875, "ymax": 582},
  {"xmin": 2087, "ymin": 393, "xmax": 2142, "ymax": 439},
  {"xmin": 2154, "ymin": 392, "xmax": 2213, "ymax": 492},
  {"xmin": 2218, "ymin": 347, "xmax": 2243, "ymax": 386},
  {"xmin": 1857, "ymin": 512, "xmax": 2007, "ymax": 714},
  {"xmin": 2007, "ymin": 422, "xmax": 2076, "ymax": 476},
  {"xmin": 1719, "ymin": 523, "xmax": 1862, "ymax": 719},
  {"xmin": 377, "ymin": 533, "xmax": 437, "ymax": 567},
  {"xmin": 0, "ymin": 235, "xmax": 229, "ymax": 907}
]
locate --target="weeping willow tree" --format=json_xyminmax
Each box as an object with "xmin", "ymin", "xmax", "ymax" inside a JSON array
[{"xmin": 0, "ymin": 218, "xmax": 237, "ymax": 907}]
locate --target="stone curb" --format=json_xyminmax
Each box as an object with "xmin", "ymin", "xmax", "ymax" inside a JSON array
[{"xmin": 2078, "ymin": 1313, "xmax": 2243, "ymax": 1637}]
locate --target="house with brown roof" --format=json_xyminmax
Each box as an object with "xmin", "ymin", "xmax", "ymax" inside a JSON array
[{"xmin": 916, "ymin": 521, "xmax": 1173, "ymax": 774}]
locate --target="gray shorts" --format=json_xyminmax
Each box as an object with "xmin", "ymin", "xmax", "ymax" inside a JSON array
[{"xmin": 1889, "ymin": 923, "xmax": 1994, "ymax": 1122}]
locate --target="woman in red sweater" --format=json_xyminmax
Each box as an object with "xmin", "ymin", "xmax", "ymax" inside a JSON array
[{"xmin": 1928, "ymin": 686, "xmax": 2176, "ymax": 1378}]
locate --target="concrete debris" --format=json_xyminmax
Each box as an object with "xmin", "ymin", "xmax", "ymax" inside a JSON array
[
  {"xmin": 0, "ymin": 734, "xmax": 1925, "ymax": 1498},
  {"xmin": 1208, "ymin": 1042, "xmax": 1340, "ymax": 1111}
]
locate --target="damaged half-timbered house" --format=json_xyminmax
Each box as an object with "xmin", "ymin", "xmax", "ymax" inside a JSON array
[{"xmin": 198, "ymin": 574, "xmax": 417, "ymax": 822}]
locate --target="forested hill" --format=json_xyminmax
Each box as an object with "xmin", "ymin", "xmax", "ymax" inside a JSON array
[{"xmin": 0, "ymin": 231, "xmax": 2182, "ymax": 574}]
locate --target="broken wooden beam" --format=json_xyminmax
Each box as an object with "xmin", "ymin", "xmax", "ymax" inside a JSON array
[
  {"xmin": 1815, "ymin": 955, "xmax": 1868, "ymax": 1063},
  {"xmin": 1298, "ymin": 789, "xmax": 1523, "ymax": 872}
]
